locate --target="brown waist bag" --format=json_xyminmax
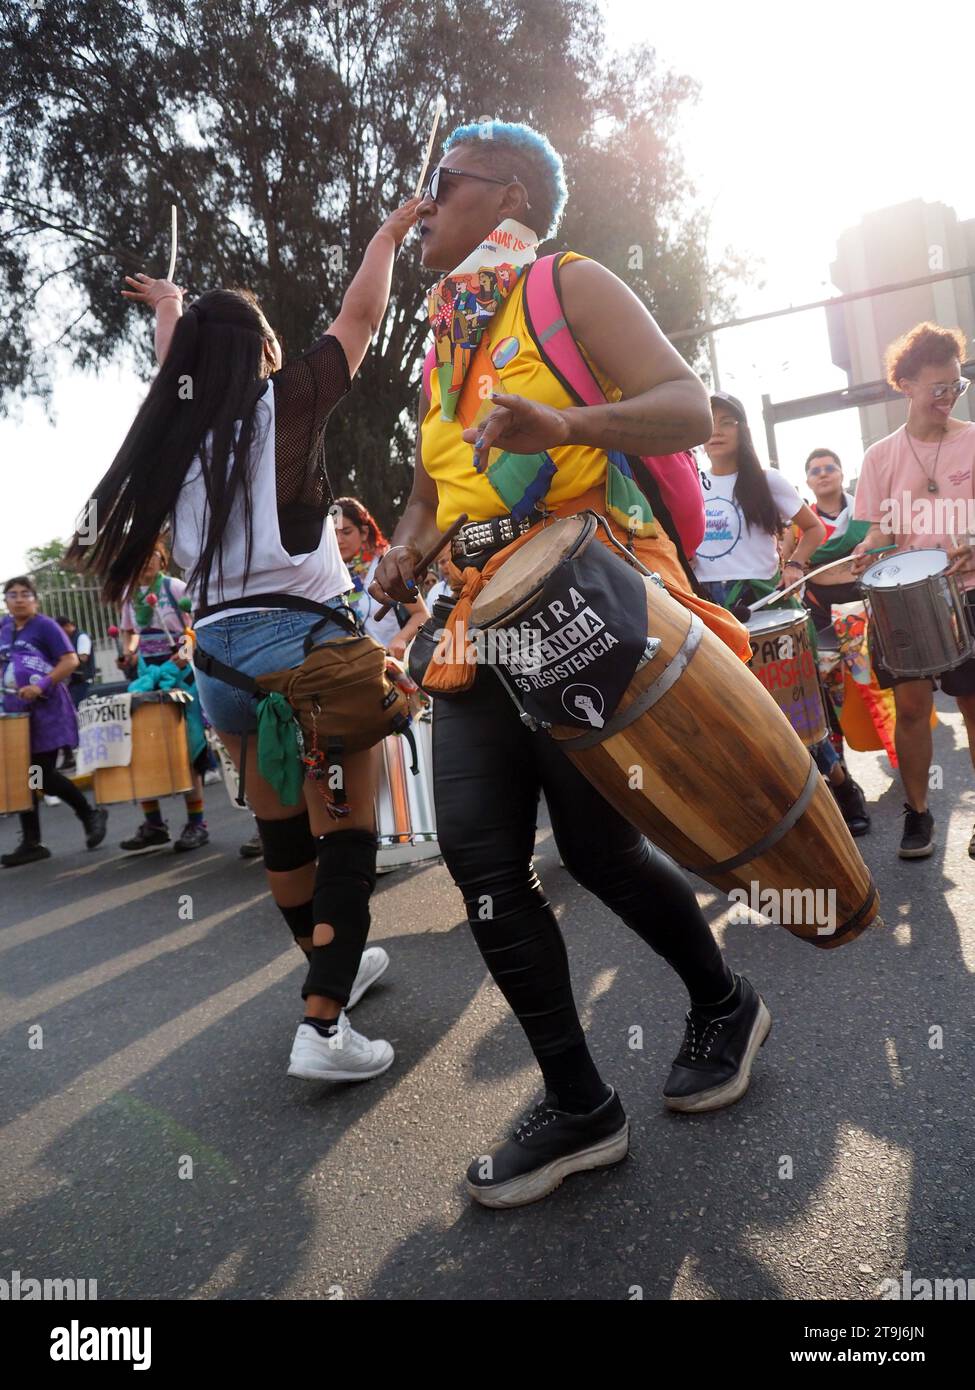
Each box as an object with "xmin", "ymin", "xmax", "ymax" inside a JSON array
[
  {"xmin": 255, "ymin": 634, "xmax": 409, "ymax": 751},
  {"xmin": 194, "ymin": 606, "xmax": 412, "ymax": 818}
]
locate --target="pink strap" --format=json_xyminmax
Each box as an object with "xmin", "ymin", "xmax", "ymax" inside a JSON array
[{"xmin": 524, "ymin": 255, "xmax": 607, "ymax": 408}]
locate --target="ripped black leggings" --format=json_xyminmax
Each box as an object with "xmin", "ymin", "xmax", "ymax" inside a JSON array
[{"xmin": 432, "ymin": 667, "xmax": 732, "ymax": 1097}]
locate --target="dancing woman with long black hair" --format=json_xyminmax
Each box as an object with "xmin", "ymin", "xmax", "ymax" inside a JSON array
[{"xmin": 68, "ymin": 197, "xmax": 421, "ymax": 1082}]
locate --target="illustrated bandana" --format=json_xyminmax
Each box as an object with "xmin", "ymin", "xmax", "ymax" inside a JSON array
[{"xmin": 427, "ymin": 218, "xmax": 538, "ymax": 423}]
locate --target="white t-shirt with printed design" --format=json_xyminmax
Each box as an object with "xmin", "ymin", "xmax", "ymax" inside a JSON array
[{"xmin": 692, "ymin": 467, "xmax": 804, "ymax": 583}]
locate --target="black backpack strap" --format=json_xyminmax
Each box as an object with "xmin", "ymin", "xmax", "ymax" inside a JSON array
[{"xmin": 193, "ymin": 644, "xmax": 260, "ymax": 694}]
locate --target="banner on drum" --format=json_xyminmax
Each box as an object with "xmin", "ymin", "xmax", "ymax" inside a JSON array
[
  {"xmin": 500, "ymin": 554, "xmax": 649, "ymax": 730},
  {"xmin": 76, "ymin": 694, "xmax": 134, "ymax": 773}
]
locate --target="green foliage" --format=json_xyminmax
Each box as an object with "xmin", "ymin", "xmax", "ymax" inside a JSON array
[{"xmin": 0, "ymin": 0, "xmax": 743, "ymax": 531}]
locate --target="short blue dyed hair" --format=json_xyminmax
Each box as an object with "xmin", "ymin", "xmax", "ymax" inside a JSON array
[{"xmin": 442, "ymin": 120, "xmax": 568, "ymax": 241}]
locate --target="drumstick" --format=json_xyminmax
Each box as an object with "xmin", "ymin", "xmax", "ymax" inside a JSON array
[
  {"xmin": 166, "ymin": 204, "xmax": 177, "ymax": 282},
  {"xmin": 374, "ymin": 513, "xmax": 469, "ymax": 622},
  {"xmin": 748, "ymin": 545, "xmax": 898, "ymax": 613},
  {"xmin": 414, "ymin": 95, "xmax": 446, "ymax": 199}
]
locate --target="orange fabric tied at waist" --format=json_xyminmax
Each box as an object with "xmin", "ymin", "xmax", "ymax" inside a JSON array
[{"xmin": 422, "ymin": 487, "xmax": 752, "ymax": 695}]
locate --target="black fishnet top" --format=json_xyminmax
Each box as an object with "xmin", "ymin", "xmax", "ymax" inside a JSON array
[{"xmin": 266, "ymin": 333, "xmax": 351, "ymax": 554}]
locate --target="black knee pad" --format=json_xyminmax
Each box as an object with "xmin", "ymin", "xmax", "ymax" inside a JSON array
[
  {"xmin": 279, "ymin": 900, "xmax": 314, "ymax": 952},
  {"xmin": 303, "ymin": 829, "xmax": 379, "ymax": 1004},
  {"xmin": 255, "ymin": 811, "xmax": 316, "ymax": 872}
]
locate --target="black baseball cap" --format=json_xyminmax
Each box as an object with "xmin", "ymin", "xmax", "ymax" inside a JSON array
[{"xmin": 710, "ymin": 391, "xmax": 747, "ymax": 423}]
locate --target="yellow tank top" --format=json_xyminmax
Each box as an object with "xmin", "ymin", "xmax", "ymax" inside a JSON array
[{"xmin": 421, "ymin": 252, "xmax": 616, "ymax": 530}]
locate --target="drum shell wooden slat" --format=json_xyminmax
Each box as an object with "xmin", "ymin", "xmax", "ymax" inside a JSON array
[
  {"xmin": 0, "ymin": 713, "xmax": 32, "ymax": 813},
  {"xmin": 93, "ymin": 698, "xmax": 192, "ymax": 804},
  {"xmin": 550, "ymin": 577, "xmax": 878, "ymax": 948}
]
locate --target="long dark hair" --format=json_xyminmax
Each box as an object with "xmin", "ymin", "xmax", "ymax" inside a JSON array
[
  {"xmin": 66, "ymin": 289, "xmax": 276, "ymax": 606},
  {"xmin": 733, "ymin": 420, "xmax": 781, "ymax": 536}
]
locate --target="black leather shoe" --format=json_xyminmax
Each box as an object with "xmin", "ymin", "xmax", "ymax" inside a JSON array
[
  {"xmin": 120, "ymin": 821, "xmax": 170, "ymax": 851},
  {"xmin": 832, "ymin": 772, "xmax": 870, "ymax": 837},
  {"xmin": 664, "ymin": 975, "xmax": 771, "ymax": 1113},
  {"xmin": 1, "ymin": 840, "xmax": 52, "ymax": 868},
  {"xmin": 465, "ymin": 1087, "xmax": 628, "ymax": 1208},
  {"xmin": 83, "ymin": 806, "xmax": 108, "ymax": 849}
]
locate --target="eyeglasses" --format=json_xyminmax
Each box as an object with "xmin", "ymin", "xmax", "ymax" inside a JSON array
[
  {"xmin": 807, "ymin": 464, "xmax": 840, "ymax": 477},
  {"xmin": 4, "ymin": 590, "xmax": 34, "ymax": 599},
  {"xmin": 928, "ymin": 378, "xmax": 970, "ymax": 400},
  {"xmin": 423, "ymin": 166, "xmax": 526, "ymax": 206}
]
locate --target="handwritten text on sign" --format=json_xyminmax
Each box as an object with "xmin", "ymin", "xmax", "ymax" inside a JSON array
[{"xmin": 77, "ymin": 694, "xmax": 133, "ymax": 773}]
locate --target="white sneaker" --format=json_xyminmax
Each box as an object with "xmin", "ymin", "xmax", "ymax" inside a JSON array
[
  {"xmin": 347, "ymin": 946, "xmax": 390, "ymax": 1009},
  {"xmin": 287, "ymin": 1012, "xmax": 394, "ymax": 1082}
]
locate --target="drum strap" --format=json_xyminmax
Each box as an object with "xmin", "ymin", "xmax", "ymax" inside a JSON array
[{"xmin": 684, "ymin": 757, "xmax": 820, "ymax": 877}]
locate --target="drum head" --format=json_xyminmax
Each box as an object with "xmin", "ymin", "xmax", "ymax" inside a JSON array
[
  {"xmin": 745, "ymin": 607, "xmax": 806, "ymax": 638},
  {"xmin": 470, "ymin": 514, "xmax": 592, "ymax": 627},
  {"xmin": 862, "ymin": 548, "xmax": 947, "ymax": 588}
]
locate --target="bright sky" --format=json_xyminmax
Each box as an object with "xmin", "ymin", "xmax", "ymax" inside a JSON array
[{"xmin": 3, "ymin": 0, "xmax": 973, "ymax": 577}]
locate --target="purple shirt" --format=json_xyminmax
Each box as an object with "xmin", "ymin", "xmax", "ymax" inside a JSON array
[{"xmin": 0, "ymin": 613, "xmax": 80, "ymax": 753}]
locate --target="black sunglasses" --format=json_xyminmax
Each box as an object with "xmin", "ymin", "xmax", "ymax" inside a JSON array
[{"xmin": 423, "ymin": 166, "xmax": 529, "ymax": 208}]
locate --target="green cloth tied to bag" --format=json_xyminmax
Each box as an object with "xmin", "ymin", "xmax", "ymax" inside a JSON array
[{"xmin": 256, "ymin": 692, "xmax": 304, "ymax": 806}]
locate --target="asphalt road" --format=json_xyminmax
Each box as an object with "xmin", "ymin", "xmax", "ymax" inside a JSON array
[{"xmin": 1, "ymin": 700, "xmax": 973, "ymax": 1302}]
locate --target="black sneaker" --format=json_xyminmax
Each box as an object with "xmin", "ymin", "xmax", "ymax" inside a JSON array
[
  {"xmin": 663, "ymin": 975, "xmax": 772, "ymax": 1114},
  {"xmin": 1, "ymin": 840, "xmax": 52, "ymax": 869},
  {"xmin": 239, "ymin": 832, "xmax": 263, "ymax": 859},
  {"xmin": 899, "ymin": 804, "xmax": 934, "ymax": 859},
  {"xmin": 83, "ymin": 806, "xmax": 108, "ymax": 849},
  {"xmin": 120, "ymin": 821, "xmax": 171, "ymax": 851},
  {"xmin": 174, "ymin": 822, "xmax": 210, "ymax": 852},
  {"xmin": 832, "ymin": 772, "xmax": 870, "ymax": 837},
  {"xmin": 465, "ymin": 1087, "xmax": 628, "ymax": 1209}
]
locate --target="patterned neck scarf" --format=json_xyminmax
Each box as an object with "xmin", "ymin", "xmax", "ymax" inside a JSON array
[{"xmin": 427, "ymin": 219, "xmax": 539, "ymax": 422}]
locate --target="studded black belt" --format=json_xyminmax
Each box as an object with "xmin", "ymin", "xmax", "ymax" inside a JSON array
[{"xmin": 451, "ymin": 510, "xmax": 544, "ymax": 563}]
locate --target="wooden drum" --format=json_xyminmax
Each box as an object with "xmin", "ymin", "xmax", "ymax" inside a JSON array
[
  {"xmin": 94, "ymin": 693, "xmax": 192, "ymax": 804},
  {"xmin": 0, "ymin": 712, "xmax": 33, "ymax": 813},
  {"xmin": 469, "ymin": 512, "xmax": 880, "ymax": 950}
]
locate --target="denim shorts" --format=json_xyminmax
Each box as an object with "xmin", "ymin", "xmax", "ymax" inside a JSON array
[{"xmin": 192, "ymin": 604, "xmax": 354, "ymax": 735}]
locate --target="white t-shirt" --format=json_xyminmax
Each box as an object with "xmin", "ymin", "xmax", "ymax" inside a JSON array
[
  {"xmin": 693, "ymin": 467, "xmax": 803, "ymax": 583},
  {"xmin": 172, "ymin": 385, "xmax": 350, "ymax": 628}
]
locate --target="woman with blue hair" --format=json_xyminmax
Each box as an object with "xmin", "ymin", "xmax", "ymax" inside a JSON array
[{"xmin": 371, "ymin": 120, "xmax": 771, "ymax": 1207}]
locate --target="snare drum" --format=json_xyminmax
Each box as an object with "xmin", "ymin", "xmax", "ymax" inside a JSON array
[
  {"xmin": 860, "ymin": 548, "xmax": 975, "ymax": 678},
  {"xmin": 0, "ymin": 712, "xmax": 32, "ymax": 813},
  {"xmin": 745, "ymin": 608, "xmax": 828, "ymax": 746},
  {"xmin": 375, "ymin": 716, "xmax": 439, "ymax": 870},
  {"xmin": 94, "ymin": 692, "xmax": 193, "ymax": 804}
]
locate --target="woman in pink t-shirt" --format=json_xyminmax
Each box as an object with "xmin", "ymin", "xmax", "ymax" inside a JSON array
[{"xmin": 852, "ymin": 321, "xmax": 975, "ymax": 859}]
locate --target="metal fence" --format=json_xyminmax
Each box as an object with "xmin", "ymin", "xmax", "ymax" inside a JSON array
[{"xmin": 33, "ymin": 582, "xmax": 121, "ymax": 685}]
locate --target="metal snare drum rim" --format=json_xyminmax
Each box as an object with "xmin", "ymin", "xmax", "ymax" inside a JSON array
[{"xmin": 860, "ymin": 548, "xmax": 975, "ymax": 678}]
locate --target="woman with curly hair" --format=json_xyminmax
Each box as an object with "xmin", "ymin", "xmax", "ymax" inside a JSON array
[{"xmin": 852, "ymin": 321, "xmax": 975, "ymax": 859}]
